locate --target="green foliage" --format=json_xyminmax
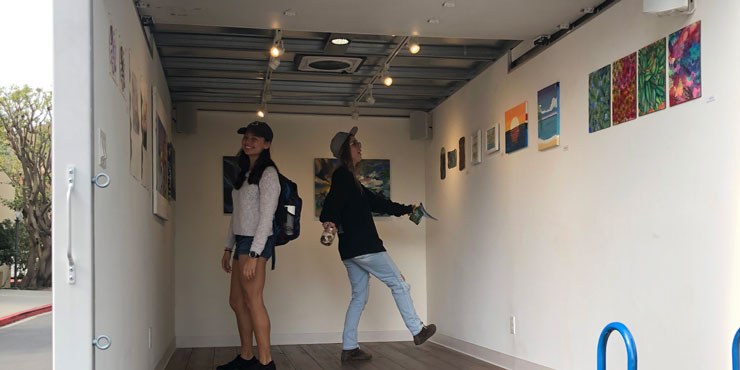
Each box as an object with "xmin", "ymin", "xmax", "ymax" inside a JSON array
[{"xmin": 0, "ymin": 218, "xmax": 30, "ymax": 269}]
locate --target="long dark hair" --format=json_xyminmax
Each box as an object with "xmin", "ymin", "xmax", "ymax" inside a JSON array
[
  {"xmin": 337, "ymin": 135, "xmax": 362, "ymax": 191},
  {"xmin": 234, "ymin": 147, "xmax": 278, "ymax": 189}
]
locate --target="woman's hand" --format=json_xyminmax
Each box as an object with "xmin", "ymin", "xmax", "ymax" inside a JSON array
[
  {"xmin": 243, "ymin": 257, "xmax": 258, "ymax": 280},
  {"xmin": 221, "ymin": 251, "xmax": 232, "ymax": 273},
  {"xmin": 322, "ymin": 222, "xmax": 337, "ymax": 233}
]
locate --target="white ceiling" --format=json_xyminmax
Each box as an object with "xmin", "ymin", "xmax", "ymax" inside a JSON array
[{"xmin": 139, "ymin": 0, "xmax": 606, "ymax": 40}]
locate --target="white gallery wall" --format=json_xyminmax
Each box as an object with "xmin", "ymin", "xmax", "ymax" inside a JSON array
[
  {"xmin": 90, "ymin": 0, "xmax": 176, "ymax": 369},
  {"xmin": 175, "ymin": 112, "xmax": 428, "ymax": 346},
  {"xmin": 424, "ymin": 0, "xmax": 740, "ymax": 369}
]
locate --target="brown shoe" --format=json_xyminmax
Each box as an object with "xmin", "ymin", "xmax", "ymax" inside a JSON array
[
  {"xmin": 341, "ymin": 347, "xmax": 372, "ymax": 362},
  {"xmin": 413, "ymin": 323, "xmax": 437, "ymax": 345}
]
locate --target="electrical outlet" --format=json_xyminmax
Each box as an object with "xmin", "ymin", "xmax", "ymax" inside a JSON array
[
  {"xmin": 148, "ymin": 327, "xmax": 152, "ymax": 349},
  {"xmin": 510, "ymin": 315, "xmax": 516, "ymax": 335}
]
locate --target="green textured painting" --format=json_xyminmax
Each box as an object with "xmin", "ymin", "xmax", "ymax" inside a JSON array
[
  {"xmin": 639, "ymin": 38, "xmax": 667, "ymax": 116},
  {"xmin": 589, "ymin": 65, "xmax": 611, "ymax": 133}
]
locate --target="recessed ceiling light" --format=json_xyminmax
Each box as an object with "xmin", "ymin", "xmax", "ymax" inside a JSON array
[
  {"xmin": 442, "ymin": 1, "xmax": 455, "ymax": 8},
  {"xmin": 427, "ymin": 18, "xmax": 440, "ymax": 24},
  {"xmin": 283, "ymin": 9, "xmax": 296, "ymax": 16},
  {"xmin": 331, "ymin": 38, "xmax": 350, "ymax": 45}
]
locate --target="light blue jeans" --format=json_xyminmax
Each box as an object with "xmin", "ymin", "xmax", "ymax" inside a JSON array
[{"xmin": 342, "ymin": 251, "xmax": 423, "ymax": 350}]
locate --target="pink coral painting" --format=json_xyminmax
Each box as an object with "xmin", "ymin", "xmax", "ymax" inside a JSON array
[
  {"xmin": 612, "ymin": 53, "xmax": 637, "ymax": 125},
  {"xmin": 669, "ymin": 21, "xmax": 701, "ymax": 106}
]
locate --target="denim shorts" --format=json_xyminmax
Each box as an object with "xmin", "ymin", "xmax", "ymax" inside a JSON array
[{"xmin": 233, "ymin": 235, "xmax": 275, "ymax": 261}]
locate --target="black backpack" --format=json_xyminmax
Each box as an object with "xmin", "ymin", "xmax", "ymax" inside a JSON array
[{"xmin": 266, "ymin": 173, "xmax": 302, "ymax": 269}]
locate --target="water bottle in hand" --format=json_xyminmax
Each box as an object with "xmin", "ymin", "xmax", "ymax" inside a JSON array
[{"xmin": 320, "ymin": 226, "xmax": 335, "ymax": 246}]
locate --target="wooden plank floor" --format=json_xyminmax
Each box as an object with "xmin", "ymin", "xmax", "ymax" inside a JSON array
[{"xmin": 165, "ymin": 342, "xmax": 505, "ymax": 370}]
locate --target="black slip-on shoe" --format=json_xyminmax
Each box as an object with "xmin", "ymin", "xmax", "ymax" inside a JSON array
[
  {"xmin": 413, "ymin": 323, "xmax": 437, "ymax": 345},
  {"xmin": 341, "ymin": 347, "xmax": 373, "ymax": 361},
  {"xmin": 248, "ymin": 360, "xmax": 276, "ymax": 370},
  {"xmin": 216, "ymin": 355, "xmax": 257, "ymax": 370}
]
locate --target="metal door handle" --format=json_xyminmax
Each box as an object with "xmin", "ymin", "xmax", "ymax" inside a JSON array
[
  {"xmin": 93, "ymin": 335, "xmax": 111, "ymax": 350},
  {"xmin": 67, "ymin": 167, "xmax": 76, "ymax": 284}
]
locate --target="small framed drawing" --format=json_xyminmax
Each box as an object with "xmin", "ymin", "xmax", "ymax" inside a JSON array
[
  {"xmin": 486, "ymin": 124, "xmax": 500, "ymax": 154},
  {"xmin": 152, "ymin": 86, "xmax": 169, "ymax": 220},
  {"xmin": 471, "ymin": 129, "xmax": 482, "ymax": 165}
]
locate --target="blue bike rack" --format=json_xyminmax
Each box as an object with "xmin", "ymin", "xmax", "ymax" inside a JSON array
[
  {"xmin": 597, "ymin": 322, "xmax": 637, "ymax": 370},
  {"xmin": 733, "ymin": 327, "xmax": 740, "ymax": 370}
]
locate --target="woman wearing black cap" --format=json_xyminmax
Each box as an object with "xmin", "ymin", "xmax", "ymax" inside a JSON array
[
  {"xmin": 320, "ymin": 126, "xmax": 436, "ymax": 362},
  {"xmin": 218, "ymin": 121, "xmax": 278, "ymax": 370}
]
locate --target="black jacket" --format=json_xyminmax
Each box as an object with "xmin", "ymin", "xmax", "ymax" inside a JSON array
[{"xmin": 320, "ymin": 166, "xmax": 412, "ymax": 260}]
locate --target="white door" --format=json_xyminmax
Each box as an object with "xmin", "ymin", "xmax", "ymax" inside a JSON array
[{"xmin": 52, "ymin": 0, "xmax": 95, "ymax": 369}]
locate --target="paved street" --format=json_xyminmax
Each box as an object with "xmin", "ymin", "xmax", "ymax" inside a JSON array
[
  {"xmin": 0, "ymin": 313, "xmax": 51, "ymax": 369},
  {"xmin": 0, "ymin": 289, "xmax": 52, "ymax": 317}
]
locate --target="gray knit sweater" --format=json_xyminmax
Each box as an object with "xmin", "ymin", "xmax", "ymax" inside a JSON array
[{"xmin": 225, "ymin": 166, "xmax": 280, "ymax": 254}]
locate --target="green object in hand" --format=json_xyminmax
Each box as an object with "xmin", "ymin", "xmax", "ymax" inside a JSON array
[{"xmin": 409, "ymin": 205, "xmax": 423, "ymax": 225}]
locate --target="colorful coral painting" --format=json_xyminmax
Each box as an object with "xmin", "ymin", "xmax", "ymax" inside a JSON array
[
  {"xmin": 638, "ymin": 38, "xmax": 667, "ymax": 116},
  {"xmin": 537, "ymin": 82, "xmax": 560, "ymax": 151},
  {"xmin": 314, "ymin": 158, "xmax": 391, "ymax": 217},
  {"xmin": 612, "ymin": 53, "xmax": 637, "ymax": 125},
  {"xmin": 669, "ymin": 21, "xmax": 701, "ymax": 106},
  {"xmin": 505, "ymin": 102, "xmax": 528, "ymax": 153},
  {"xmin": 589, "ymin": 65, "xmax": 611, "ymax": 133}
]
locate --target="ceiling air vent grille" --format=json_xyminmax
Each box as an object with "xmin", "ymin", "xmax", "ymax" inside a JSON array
[{"xmin": 296, "ymin": 55, "xmax": 365, "ymax": 73}]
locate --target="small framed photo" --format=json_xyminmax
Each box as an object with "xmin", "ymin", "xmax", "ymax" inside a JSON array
[
  {"xmin": 471, "ymin": 129, "xmax": 482, "ymax": 165},
  {"xmin": 486, "ymin": 124, "xmax": 500, "ymax": 154}
]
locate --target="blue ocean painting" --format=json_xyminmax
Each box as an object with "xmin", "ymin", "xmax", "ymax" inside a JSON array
[{"xmin": 537, "ymin": 82, "xmax": 560, "ymax": 150}]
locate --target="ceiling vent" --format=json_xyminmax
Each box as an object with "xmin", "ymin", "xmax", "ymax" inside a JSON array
[{"xmin": 295, "ymin": 55, "xmax": 365, "ymax": 73}]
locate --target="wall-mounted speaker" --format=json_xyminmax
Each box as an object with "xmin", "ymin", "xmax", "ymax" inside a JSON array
[
  {"xmin": 643, "ymin": 0, "xmax": 695, "ymax": 15},
  {"xmin": 409, "ymin": 111, "xmax": 432, "ymax": 141}
]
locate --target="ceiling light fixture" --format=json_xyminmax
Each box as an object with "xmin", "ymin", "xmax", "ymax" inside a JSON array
[
  {"xmin": 268, "ymin": 56, "xmax": 280, "ymax": 70},
  {"xmin": 350, "ymin": 102, "xmax": 360, "ymax": 120},
  {"xmin": 270, "ymin": 29, "xmax": 285, "ymax": 58},
  {"xmin": 366, "ymin": 85, "xmax": 376, "ymax": 104},
  {"xmin": 331, "ymin": 37, "xmax": 350, "ymax": 45},
  {"xmin": 283, "ymin": 9, "xmax": 296, "ymax": 16},
  {"xmin": 257, "ymin": 103, "xmax": 267, "ymax": 118},
  {"xmin": 408, "ymin": 36, "xmax": 421, "ymax": 54},
  {"xmin": 442, "ymin": 1, "xmax": 455, "ymax": 8},
  {"xmin": 382, "ymin": 65, "xmax": 393, "ymax": 87},
  {"xmin": 427, "ymin": 18, "xmax": 440, "ymax": 24}
]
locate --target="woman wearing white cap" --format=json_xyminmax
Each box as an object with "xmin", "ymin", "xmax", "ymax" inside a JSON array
[
  {"xmin": 218, "ymin": 121, "xmax": 278, "ymax": 370},
  {"xmin": 320, "ymin": 126, "xmax": 436, "ymax": 362}
]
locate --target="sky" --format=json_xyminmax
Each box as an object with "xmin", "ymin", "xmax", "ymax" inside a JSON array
[{"xmin": 0, "ymin": 0, "xmax": 53, "ymax": 89}]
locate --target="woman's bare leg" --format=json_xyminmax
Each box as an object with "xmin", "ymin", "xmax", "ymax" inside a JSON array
[
  {"xmin": 229, "ymin": 259, "xmax": 254, "ymax": 359},
  {"xmin": 239, "ymin": 257, "xmax": 272, "ymax": 365}
]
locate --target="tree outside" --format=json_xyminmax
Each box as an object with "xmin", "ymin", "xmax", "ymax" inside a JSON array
[{"xmin": 0, "ymin": 86, "xmax": 52, "ymax": 288}]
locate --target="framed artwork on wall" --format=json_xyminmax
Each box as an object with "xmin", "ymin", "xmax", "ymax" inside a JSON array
[
  {"xmin": 471, "ymin": 129, "xmax": 482, "ymax": 165},
  {"xmin": 458, "ymin": 137, "xmax": 466, "ymax": 171},
  {"xmin": 440, "ymin": 147, "xmax": 446, "ymax": 180},
  {"xmin": 222, "ymin": 156, "xmax": 240, "ymax": 214},
  {"xmin": 537, "ymin": 82, "xmax": 560, "ymax": 151},
  {"xmin": 612, "ymin": 53, "xmax": 637, "ymax": 125},
  {"xmin": 638, "ymin": 38, "xmax": 667, "ymax": 116},
  {"xmin": 505, "ymin": 102, "xmax": 528, "ymax": 153},
  {"xmin": 314, "ymin": 158, "xmax": 391, "ymax": 217},
  {"xmin": 668, "ymin": 21, "xmax": 701, "ymax": 106},
  {"xmin": 151, "ymin": 86, "xmax": 169, "ymax": 220},
  {"xmin": 486, "ymin": 124, "xmax": 500, "ymax": 154},
  {"xmin": 447, "ymin": 149, "xmax": 457, "ymax": 169},
  {"xmin": 588, "ymin": 64, "xmax": 611, "ymax": 133}
]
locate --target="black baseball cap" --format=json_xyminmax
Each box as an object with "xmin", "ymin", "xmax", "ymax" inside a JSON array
[{"xmin": 237, "ymin": 121, "xmax": 273, "ymax": 142}]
